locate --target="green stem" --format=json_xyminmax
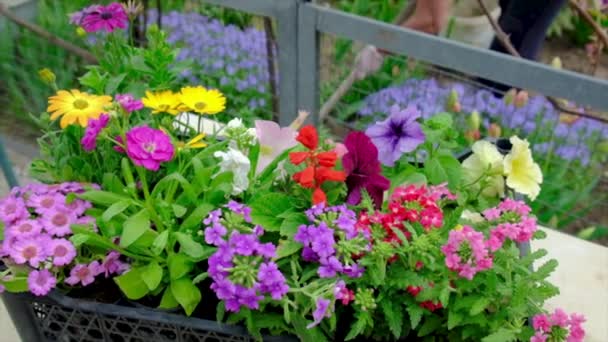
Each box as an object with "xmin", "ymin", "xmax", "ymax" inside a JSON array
[{"xmin": 136, "ymin": 166, "xmax": 166, "ymax": 232}]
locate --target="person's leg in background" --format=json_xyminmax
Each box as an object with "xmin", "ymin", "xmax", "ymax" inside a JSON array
[
  {"xmin": 482, "ymin": 0, "xmax": 568, "ymax": 91},
  {"xmin": 400, "ymin": 0, "xmax": 453, "ymax": 35}
]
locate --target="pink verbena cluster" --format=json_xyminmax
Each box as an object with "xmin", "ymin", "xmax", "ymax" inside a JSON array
[
  {"xmin": 531, "ymin": 308, "xmax": 585, "ymax": 342},
  {"xmin": 441, "ymin": 225, "xmax": 493, "ymax": 280},
  {"xmin": 484, "ymin": 198, "xmax": 537, "ymax": 252}
]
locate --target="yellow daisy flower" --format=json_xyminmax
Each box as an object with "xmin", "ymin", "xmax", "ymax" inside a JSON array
[
  {"xmin": 177, "ymin": 133, "xmax": 208, "ymax": 150},
  {"xmin": 142, "ymin": 90, "xmax": 181, "ymax": 115},
  {"xmin": 47, "ymin": 89, "xmax": 112, "ymax": 128},
  {"xmin": 179, "ymin": 86, "xmax": 226, "ymax": 115}
]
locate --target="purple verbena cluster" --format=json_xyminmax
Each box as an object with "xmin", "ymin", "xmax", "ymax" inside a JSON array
[
  {"xmin": 148, "ymin": 10, "xmax": 273, "ymax": 111},
  {"xmin": 360, "ymin": 78, "xmax": 608, "ymax": 165},
  {"xmin": 296, "ymin": 204, "xmax": 370, "ymax": 278},
  {"xmin": 204, "ymin": 201, "xmax": 288, "ymax": 312}
]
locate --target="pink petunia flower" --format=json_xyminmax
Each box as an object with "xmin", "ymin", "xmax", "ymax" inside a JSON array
[
  {"xmin": 254, "ymin": 120, "xmax": 298, "ymax": 174},
  {"xmin": 47, "ymin": 239, "xmax": 77, "ymax": 266},
  {"xmin": 65, "ymin": 261, "xmax": 101, "ymax": 286},
  {"xmin": 27, "ymin": 269, "xmax": 57, "ymax": 296},
  {"xmin": 125, "ymin": 126, "xmax": 175, "ymax": 171},
  {"xmin": 81, "ymin": 3, "xmax": 128, "ymax": 33},
  {"xmin": 10, "ymin": 237, "xmax": 47, "ymax": 267}
]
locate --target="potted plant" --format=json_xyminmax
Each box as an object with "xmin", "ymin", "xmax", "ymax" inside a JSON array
[
  {"xmin": 444, "ymin": 0, "xmax": 501, "ymax": 48},
  {"xmin": 0, "ymin": 3, "xmax": 586, "ymax": 342}
]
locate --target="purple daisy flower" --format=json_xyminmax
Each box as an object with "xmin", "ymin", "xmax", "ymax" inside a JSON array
[
  {"xmin": 81, "ymin": 3, "xmax": 128, "ymax": 33},
  {"xmin": 27, "ymin": 193, "xmax": 66, "ymax": 215},
  {"xmin": 0, "ymin": 197, "xmax": 28, "ymax": 224},
  {"xmin": 10, "ymin": 237, "xmax": 47, "ymax": 267},
  {"xmin": 47, "ymin": 238, "xmax": 77, "ymax": 266},
  {"xmin": 41, "ymin": 210, "xmax": 76, "ymax": 237},
  {"xmin": 7, "ymin": 219, "xmax": 43, "ymax": 238},
  {"xmin": 27, "ymin": 269, "xmax": 57, "ymax": 296},
  {"xmin": 365, "ymin": 105, "xmax": 425, "ymax": 166}
]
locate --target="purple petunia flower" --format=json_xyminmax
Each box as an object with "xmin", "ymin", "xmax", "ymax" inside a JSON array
[
  {"xmin": 47, "ymin": 238, "xmax": 77, "ymax": 266},
  {"xmin": 307, "ymin": 298, "xmax": 332, "ymax": 329},
  {"xmin": 342, "ymin": 131, "xmax": 390, "ymax": 208},
  {"xmin": 27, "ymin": 269, "xmax": 57, "ymax": 296},
  {"xmin": 125, "ymin": 125, "xmax": 175, "ymax": 171},
  {"xmin": 366, "ymin": 105, "xmax": 425, "ymax": 166},
  {"xmin": 82, "ymin": 114, "xmax": 110, "ymax": 152}
]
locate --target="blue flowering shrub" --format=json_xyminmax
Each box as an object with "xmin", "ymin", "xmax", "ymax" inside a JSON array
[
  {"xmin": 147, "ymin": 10, "xmax": 274, "ymax": 122},
  {"xmin": 357, "ymin": 78, "xmax": 608, "ymax": 239}
]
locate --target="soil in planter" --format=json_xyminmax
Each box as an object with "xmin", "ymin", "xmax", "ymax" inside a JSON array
[
  {"xmin": 191, "ymin": 278, "xmax": 221, "ymax": 321},
  {"xmin": 66, "ymin": 277, "xmax": 122, "ymax": 304}
]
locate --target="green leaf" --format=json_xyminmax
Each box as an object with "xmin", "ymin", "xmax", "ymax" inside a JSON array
[
  {"xmin": 120, "ymin": 209, "xmax": 150, "ymax": 248},
  {"xmin": 2, "ymin": 277, "xmax": 28, "ymax": 292},
  {"xmin": 159, "ymin": 287, "xmax": 179, "ymax": 309},
  {"xmin": 345, "ymin": 311, "xmax": 370, "ymax": 340},
  {"xmin": 180, "ymin": 203, "xmax": 214, "ymax": 230},
  {"xmin": 380, "ymin": 300, "xmax": 402, "ymax": 338},
  {"xmin": 193, "ymin": 272, "xmax": 208, "ymax": 284},
  {"xmin": 170, "ymin": 277, "xmax": 201, "ymax": 316},
  {"xmin": 114, "ymin": 268, "xmax": 149, "ymax": 300},
  {"xmin": 172, "ymin": 204, "xmax": 187, "ymax": 218},
  {"xmin": 205, "ymin": 171, "xmax": 233, "ymax": 204},
  {"xmin": 140, "ymin": 262, "xmax": 163, "ymax": 291},
  {"xmin": 101, "ymin": 200, "xmax": 131, "ymax": 222},
  {"xmin": 152, "ymin": 173, "xmax": 197, "ymax": 203},
  {"xmin": 70, "ymin": 233, "xmax": 89, "ymax": 247},
  {"xmin": 151, "ymin": 230, "xmax": 169, "ymax": 255},
  {"xmin": 417, "ymin": 315, "xmax": 442, "ymax": 337},
  {"xmin": 78, "ymin": 67, "xmax": 106, "ymax": 94},
  {"xmin": 79, "ymin": 190, "xmax": 131, "ymax": 206},
  {"xmin": 276, "ymin": 240, "xmax": 302, "ymax": 259},
  {"xmin": 250, "ymin": 193, "xmax": 293, "ymax": 231},
  {"xmin": 470, "ymin": 297, "xmax": 490, "ymax": 315},
  {"xmin": 407, "ymin": 304, "xmax": 424, "ymax": 329},
  {"xmin": 481, "ymin": 328, "xmax": 518, "ymax": 342},
  {"xmin": 424, "ymin": 155, "xmax": 461, "ymax": 189},
  {"xmin": 168, "ymin": 253, "xmax": 193, "ymax": 280},
  {"xmin": 174, "ymin": 232, "xmax": 214, "ymax": 259},
  {"xmin": 532, "ymin": 259, "xmax": 558, "ymax": 281},
  {"xmin": 279, "ymin": 213, "xmax": 308, "ymax": 237},
  {"xmin": 104, "ymin": 73, "xmax": 126, "ymax": 94},
  {"xmin": 447, "ymin": 310, "xmax": 463, "ymax": 330}
]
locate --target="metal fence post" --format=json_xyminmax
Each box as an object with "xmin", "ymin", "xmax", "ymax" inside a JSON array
[
  {"xmin": 296, "ymin": 1, "xmax": 320, "ymax": 125},
  {"xmin": 275, "ymin": 0, "xmax": 300, "ymax": 126}
]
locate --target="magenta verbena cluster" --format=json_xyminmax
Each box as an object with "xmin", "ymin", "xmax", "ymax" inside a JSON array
[
  {"xmin": 441, "ymin": 225, "xmax": 493, "ymax": 280},
  {"xmin": 296, "ymin": 204, "xmax": 370, "ymax": 279},
  {"xmin": 205, "ymin": 201, "xmax": 288, "ymax": 312},
  {"xmin": 484, "ymin": 198, "xmax": 537, "ymax": 251}
]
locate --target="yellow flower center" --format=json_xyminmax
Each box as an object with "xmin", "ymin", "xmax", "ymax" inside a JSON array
[
  {"xmin": 454, "ymin": 224, "xmax": 464, "ymax": 231},
  {"xmin": 73, "ymin": 99, "xmax": 89, "ymax": 110},
  {"xmin": 260, "ymin": 145, "xmax": 273, "ymax": 156},
  {"xmin": 194, "ymin": 102, "xmax": 207, "ymax": 110},
  {"xmin": 144, "ymin": 142, "xmax": 156, "ymax": 153}
]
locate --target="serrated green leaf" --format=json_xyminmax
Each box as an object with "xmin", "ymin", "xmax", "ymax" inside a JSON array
[
  {"xmin": 170, "ymin": 277, "xmax": 201, "ymax": 316},
  {"xmin": 417, "ymin": 315, "xmax": 442, "ymax": 337},
  {"xmin": 407, "ymin": 304, "xmax": 424, "ymax": 329},
  {"xmin": 532, "ymin": 259, "xmax": 558, "ymax": 281},
  {"xmin": 250, "ymin": 193, "xmax": 293, "ymax": 231},
  {"xmin": 470, "ymin": 297, "xmax": 490, "ymax": 315},
  {"xmin": 140, "ymin": 262, "xmax": 163, "ymax": 291},
  {"xmin": 380, "ymin": 300, "xmax": 402, "ymax": 338},
  {"xmin": 481, "ymin": 328, "xmax": 518, "ymax": 342},
  {"xmin": 345, "ymin": 311, "xmax": 370, "ymax": 341},
  {"xmin": 447, "ymin": 310, "xmax": 463, "ymax": 330},
  {"xmin": 120, "ymin": 209, "xmax": 150, "ymax": 248},
  {"xmin": 425, "ymin": 155, "xmax": 461, "ymax": 189}
]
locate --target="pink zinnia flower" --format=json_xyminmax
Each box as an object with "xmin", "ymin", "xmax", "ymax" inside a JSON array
[
  {"xmin": 81, "ymin": 114, "xmax": 110, "ymax": 152},
  {"xmin": 47, "ymin": 239, "xmax": 77, "ymax": 266},
  {"xmin": 115, "ymin": 94, "xmax": 143, "ymax": 113},
  {"xmin": 0, "ymin": 197, "xmax": 28, "ymax": 224},
  {"xmin": 550, "ymin": 308, "xmax": 570, "ymax": 328},
  {"xmin": 7, "ymin": 219, "xmax": 43, "ymax": 238},
  {"xmin": 65, "ymin": 261, "xmax": 101, "ymax": 286},
  {"xmin": 81, "ymin": 3, "xmax": 128, "ymax": 33},
  {"xmin": 125, "ymin": 125, "xmax": 175, "ymax": 171},
  {"xmin": 27, "ymin": 269, "xmax": 57, "ymax": 296},
  {"xmin": 100, "ymin": 251, "xmax": 129, "ymax": 277},
  {"xmin": 41, "ymin": 210, "xmax": 76, "ymax": 237},
  {"xmin": 10, "ymin": 237, "xmax": 47, "ymax": 267}
]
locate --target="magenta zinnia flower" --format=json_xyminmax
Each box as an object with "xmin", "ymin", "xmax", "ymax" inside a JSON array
[
  {"xmin": 81, "ymin": 3, "xmax": 128, "ymax": 33},
  {"xmin": 126, "ymin": 125, "xmax": 175, "ymax": 171},
  {"xmin": 47, "ymin": 239, "xmax": 77, "ymax": 266},
  {"xmin": 365, "ymin": 105, "xmax": 425, "ymax": 166},
  {"xmin": 81, "ymin": 114, "xmax": 110, "ymax": 152},
  {"xmin": 115, "ymin": 94, "xmax": 144, "ymax": 113},
  {"xmin": 28, "ymin": 269, "xmax": 57, "ymax": 296},
  {"xmin": 342, "ymin": 131, "xmax": 390, "ymax": 208}
]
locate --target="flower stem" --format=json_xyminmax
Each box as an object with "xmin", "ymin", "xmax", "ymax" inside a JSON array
[{"xmin": 136, "ymin": 166, "xmax": 166, "ymax": 233}]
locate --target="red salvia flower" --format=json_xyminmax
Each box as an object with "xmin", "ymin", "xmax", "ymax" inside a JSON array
[{"xmin": 289, "ymin": 125, "xmax": 346, "ymax": 205}]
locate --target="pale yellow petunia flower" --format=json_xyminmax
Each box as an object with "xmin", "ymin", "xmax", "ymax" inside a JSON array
[{"xmin": 503, "ymin": 136, "xmax": 543, "ymax": 201}]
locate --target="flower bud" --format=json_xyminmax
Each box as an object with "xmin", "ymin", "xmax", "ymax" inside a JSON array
[
  {"xmin": 76, "ymin": 27, "xmax": 87, "ymax": 37},
  {"xmin": 468, "ymin": 111, "xmax": 481, "ymax": 131},
  {"xmin": 464, "ymin": 130, "xmax": 481, "ymax": 142},
  {"xmin": 503, "ymin": 88, "xmax": 517, "ymax": 105},
  {"xmin": 446, "ymin": 90, "xmax": 461, "ymax": 113},
  {"xmin": 38, "ymin": 68, "xmax": 56, "ymax": 85},
  {"xmin": 514, "ymin": 91, "xmax": 529, "ymax": 108},
  {"xmin": 488, "ymin": 123, "xmax": 502, "ymax": 138}
]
